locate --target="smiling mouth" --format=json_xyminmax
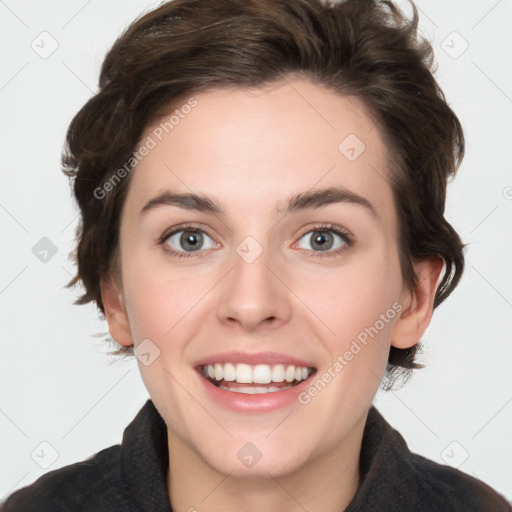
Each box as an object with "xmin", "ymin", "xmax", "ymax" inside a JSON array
[{"xmin": 198, "ymin": 363, "xmax": 317, "ymax": 394}]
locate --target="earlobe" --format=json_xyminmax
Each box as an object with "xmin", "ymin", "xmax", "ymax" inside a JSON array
[
  {"xmin": 100, "ymin": 277, "xmax": 134, "ymax": 347},
  {"xmin": 391, "ymin": 256, "xmax": 444, "ymax": 350}
]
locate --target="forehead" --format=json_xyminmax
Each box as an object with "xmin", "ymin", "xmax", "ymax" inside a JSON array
[{"xmin": 124, "ymin": 78, "xmax": 394, "ymax": 224}]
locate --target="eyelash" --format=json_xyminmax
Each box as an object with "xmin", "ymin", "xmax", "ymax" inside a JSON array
[{"xmin": 156, "ymin": 222, "xmax": 354, "ymax": 259}]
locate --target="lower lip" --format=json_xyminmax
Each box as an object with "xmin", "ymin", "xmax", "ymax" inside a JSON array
[{"xmin": 197, "ymin": 370, "xmax": 313, "ymax": 413}]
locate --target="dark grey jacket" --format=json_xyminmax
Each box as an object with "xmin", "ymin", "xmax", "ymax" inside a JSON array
[{"xmin": 1, "ymin": 399, "xmax": 510, "ymax": 511}]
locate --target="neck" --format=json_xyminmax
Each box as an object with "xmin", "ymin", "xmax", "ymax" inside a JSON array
[{"xmin": 166, "ymin": 412, "xmax": 367, "ymax": 512}]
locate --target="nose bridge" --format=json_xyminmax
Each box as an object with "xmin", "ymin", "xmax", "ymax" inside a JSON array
[{"xmin": 216, "ymin": 234, "xmax": 291, "ymax": 331}]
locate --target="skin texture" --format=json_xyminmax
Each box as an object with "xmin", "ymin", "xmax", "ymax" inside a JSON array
[{"xmin": 101, "ymin": 77, "xmax": 442, "ymax": 512}]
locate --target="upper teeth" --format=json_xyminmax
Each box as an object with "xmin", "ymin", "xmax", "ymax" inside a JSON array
[{"xmin": 202, "ymin": 363, "xmax": 312, "ymax": 384}]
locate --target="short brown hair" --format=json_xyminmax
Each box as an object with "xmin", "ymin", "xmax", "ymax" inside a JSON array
[{"xmin": 62, "ymin": 0, "xmax": 465, "ymax": 385}]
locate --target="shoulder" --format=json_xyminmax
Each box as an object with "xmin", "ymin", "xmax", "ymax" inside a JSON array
[
  {"xmin": 358, "ymin": 406, "xmax": 511, "ymax": 512},
  {"xmin": 399, "ymin": 447, "xmax": 511, "ymax": 511},
  {"xmin": 0, "ymin": 444, "xmax": 131, "ymax": 512}
]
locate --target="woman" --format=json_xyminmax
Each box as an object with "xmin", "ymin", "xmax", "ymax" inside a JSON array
[{"xmin": 2, "ymin": 0, "xmax": 510, "ymax": 510}]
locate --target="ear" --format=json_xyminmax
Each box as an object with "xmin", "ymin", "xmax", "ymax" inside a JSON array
[
  {"xmin": 100, "ymin": 277, "xmax": 134, "ymax": 347},
  {"xmin": 391, "ymin": 256, "xmax": 444, "ymax": 349}
]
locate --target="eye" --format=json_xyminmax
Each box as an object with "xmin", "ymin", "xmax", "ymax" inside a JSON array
[
  {"xmin": 159, "ymin": 224, "xmax": 219, "ymax": 258},
  {"xmin": 295, "ymin": 224, "xmax": 353, "ymax": 256}
]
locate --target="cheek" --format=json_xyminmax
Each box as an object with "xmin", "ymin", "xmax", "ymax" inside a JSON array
[
  {"xmin": 121, "ymin": 250, "xmax": 216, "ymax": 347},
  {"xmin": 120, "ymin": 269, "xmax": 209, "ymax": 397},
  {"xmin": 308, "ymin": 256, "xmax": 402, "ymax": 344},
  {"xmin": 299, "ymin": 259, "xmax": 403, "ymax": 409}
]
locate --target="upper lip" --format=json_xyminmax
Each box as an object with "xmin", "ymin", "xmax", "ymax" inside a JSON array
[{"xmin": 194, "ymin": 351, "xmax": 316, "ymax": 368}]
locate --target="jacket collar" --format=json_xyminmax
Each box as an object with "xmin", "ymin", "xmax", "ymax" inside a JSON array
[
  {"xmin": 118, "ymin": 399, "xmax": 402, "ymax": 510},
  {"xmin": 121, "ymin": 400, "xmax": 172, "ymax": 510}
]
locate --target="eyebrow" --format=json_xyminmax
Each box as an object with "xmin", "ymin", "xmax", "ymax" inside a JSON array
[{"xmin": 139, "ymin": 186, "xmax": 377, "ymax": 219}]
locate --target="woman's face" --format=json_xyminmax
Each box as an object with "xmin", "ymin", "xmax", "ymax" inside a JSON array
[{"xmin": 104, "ymin": 77, "xmax": 431, "ymax": 478}]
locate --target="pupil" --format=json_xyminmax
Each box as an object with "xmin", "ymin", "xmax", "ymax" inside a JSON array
[{"xmin": 312, "ymin": 231, "xmax": 333, "ymax": 251}]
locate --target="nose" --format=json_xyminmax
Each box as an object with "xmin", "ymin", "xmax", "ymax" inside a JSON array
[{"xmin": 216, "ymin": 239, "xmax": 292, "ymax": 333}]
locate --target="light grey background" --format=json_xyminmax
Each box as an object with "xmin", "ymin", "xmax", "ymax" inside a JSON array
[{"xmin": 1, "ymin": 0, "xmax": 511, "ymax": 503}]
